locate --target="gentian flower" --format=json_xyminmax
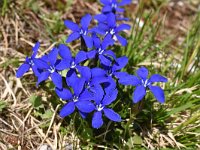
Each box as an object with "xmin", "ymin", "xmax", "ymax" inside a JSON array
[
  {"xmin": 92, "ymin": 88, "xmax": 121, "ymax": 128},
  {"xmin": 65, "ymin": 14, "xmax": 93, "ymax": 48},
  {"xmin": 94, "ymin": 13, "xmax": 131, "ymax": 46},
  {"xmin": 87, "ymin": 35, "xmax": 115, "ymax": 66},
  {"xmin": 34, "ymin": 47, "xmax": 63, "ymax": 89},
  {"xmin": 56, "ymin": 77, "xmax": 95, "ymax": 118},
  {"xmin": 56, "ymin": 44, "xmax": 88, "ymax": 78},
  {"xmin": 119, "ymin": 67, "xmax": 168, "ymax": 103},
  {"xmin": 100, "ymin": 0, "xmax": 132, "ymax": 14},
  {"xmin": 16, "ymin": 42, "xmax": 40, "ymax": 77}
]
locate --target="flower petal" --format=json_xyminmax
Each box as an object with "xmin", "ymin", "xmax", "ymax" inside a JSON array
[
  {"xmin": 34, "ymin": 58, "xmax": 49, "ymax": 69},
  {"xmin": 114, "ymin": 71, "xmax": 129, "ymax": 80},
  {"xmin": 100, "ymin": 0, "xmax": 110, "ymax": 5},
  {"xmin": 99, "ymin": 55, "xmax": 112, "ymax": 66},
  {"xmin": 107, "ymin": 13, "xmax": 116, "ymax": 28},
  {"xmin": 94, "ymin": 14, "xmax": 107, "ymax": 23},
  {"xmin": 72, "ymin": 77, "xmax": 85, "ymax": 96},
  {"xmin": 116, "ymin": 24, "xmax": 131, "ymax": 32},
  {"xmin": 59, "ymin": 102, "xmax": 75, "ymax": 118},
  {"xmin": 136, "ymin": 67, "xmax": 148, "ymax": 80},
  {"xmin": 32, "ymin": 65, "xmax": 41, "ymax": 77},
  {"xmin": 102, "ymin": 88, "xmax": 118, "ymax": 106},
  {"xmin": 113, "ymin": 56, "xmax": 128, "ymax": 71},
  {"xmin": 133, "ymin": 85, "xmax": 146, "ymax": 103},
  {"xmin": 56, "ymin": 60, "xmax": 70, "ymax": 70},
  {"xmin": 103, "ymin": 108, "xmax": 121, "ymax": 122},
  {"xmin": 66, "ymin": 32, "xmax": 80, "ymax": 43},
  {"xmin": 102, "ymin": 5, "xmax": 112, "ymax": 13},
  {"xmin": 82, "ymin": 35, "xmax": 93, "ymax": 48},
  {"xmin": 92, "ymin": 111, "xmax": 103, "ymax": 129},
  {"xmin": 87, "ymin": 50, "xmax": 97, "ymax": 59},
  {"xmin": 91, "ymin": 68, "xmax": 106, "ymax": 77},
  {"xmin": 149, "ymin": 85, "xmax": 165, "ymax": 103},
  {"xmin": 58, "ymin": 44, "xmax": 72, "ymax": 60},
  {"xmin": 48, "ymin": 47, "xmax": 58, "ymax": 65},
  {"xmin": 76, "ymin": 101, "xmax": 95, "ymax": 113},
  {"xmin": 116, "ymin": 34, "xmax": 127, "ymax": 46},
  {"xmin": 75, "ymin": 51, "xmax": 87, "ymax": 64},
  {"xmin": 149, "ymin": 74, "xmax": 168, "ymax": 83},
  {"xmin": 81, "ymin": 14, "xmax": 92, "ymax": 30},
  {"xmin": 50, "ymin": 72, "xmax": 62, "ymax": 89},
  {"xmin": 16, "ymin": 63, "xmax": 30, "ymax": 78},
  {"xmin": 32, "ymin": 42, "xmax": 40, "ymax": 57},
  {"xmin": 36, "ymin": 71, "xmax": 50, "ymax": 86},
  {"xmin": 78, "ymin": 66, "xmax": 91, "ymax": 81},
  {"xmin": 55, "ymin": 88, "xmax": 72, "ymax": 100},
  {"xmin": 64, "ymin": 20, "xmax": 79, "ymax": 31},
  {"xmin": 118, "ymin": 75, "xmax": 140, "ymax": 86}
]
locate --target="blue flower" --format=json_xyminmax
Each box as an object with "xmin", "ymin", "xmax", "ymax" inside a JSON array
[
  {"xmin": 92, "ymin": 88, "xmax": 121, "ymax": 128},
  {"xmin": 34, "ymin": 47, "xmax": 63, "ymax": 89},
  {"xmin": 100, "ymin": 0, "xmax": 132, "ymax": 14},
  {"xmin": 16, "ymin": 42, "xmax": 41, "ymax": 78},
  {"xmin": 56, "ymin": 44, "xmax": 88, "ymax": 78},
  {"xmin": 65, "ymin": 14, "xmax": 93, "ymax": 48},
  {"xmin": 87, "ymin": 35, "xmax": 115, "ymax": 66},
  {"xmin": 56, "ymin": 76, "xmax": 95, "ymax": 118},
  {"xmin": 93, "ymin": 13, "xmax": 131, "ymax": 46},
  {"xmin": 119, "ymin": 67, "xmax": 168, "ymax": 103}
]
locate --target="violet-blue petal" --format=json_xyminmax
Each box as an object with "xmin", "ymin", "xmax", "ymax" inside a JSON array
[
  {"xmin": 36, "ymin": 71, "xmax": 50, "ymax": 86},
  {"xmin": 82, "ymin": 35, "xmax": 93, "ymax": 48},
  {"xmin": 102, "ymin": 5, "xmax": 112, "ymax": 13},
  {"xmin": 66, "ymin": 32, "xmax": 80, "ymax": 43},
  {"xmin": 114, "ymin": 72, "xmax": 129, "ymax": 80},
  {"xmin": 149, "ymin": 85, "xmax": 165, "ymax": 103},
  {"xmin": 116, "ymin": 34, "xmax": 127, "ymax": 46},
  {"xmin": 66, "ymin": 71, "xmax": 78, "ymax": 87},
  {"xmin": 92, "ymin": 111, "xmax": 103, "ymax": 129},
  {"xmin": 81, "ymin": 14, "xmax": 92, "ymax": 30},
  {"xmin": 50, "ymin": 72, "xmax": 62, "ymax": 89},
  {"xmin": 78, "ymin": 66, "xmax": 91, "ymax": 81},
  {"xmin": 59, "ymin": 102, "xmax": 75, "ymax": 118},
  {"xmin": 64, "ymin": 20, "xmax": 79, "ymax": 31},
  {"xmin": 34, "ymin": 58, "xmax": 49, "ymax": 69},
  {"xmin": 116, "ymin": 7, "xmax": 124, "ymax": 12},
  {"xmin": 102, "ymin": 88, "xmax": 118, "ymax": 106},
  {"xmin": 87, "ymin": 50, "xmax": 97, "ymax": 59},
  {"xmin": 118, "ymin": 0, "xmax": 132, "ymax": 6},
  {"xmin": 79, "ymin": 90, "xmax": 94, "ymax": 101},
  {"xmin": 149, "ymin": 74, "xmax": 168, "ymax": 83},
  {"xmin": 103, "ymin": 108, "xmax": 121, "ymax": 122},
  {"xmin": 91, "ymin": 68, "xmax": 106, "ymax": 77},
  {"xmin": 136, "ymin": 66, "xmax": 148, "ymax": 80},
  {"xmin": 107, "ymin": 13, "xmax": 116, "ymax": 28},
  {"xmin": 58, "ymin": 44, "xmax": 72, "ymax": 60},
  {"xmin": 75, "ymin": 51, "xmax": 87, "ymax": 64},
  {"xmin": 100, "ymin": 0, "xmax": 110, "ymax": 5},
  {"xmin": 32, "ymin": 65, "xmax": 41, "ymax": 77},
  {"xmin": 113, "ymin": 56, "xmax": 128, "ymax": 71},
  {"xmin": 48, "ymin": 47, "xmax": 58, "ymax": 65},
  {"xmin": 104, "ymin": 50, "xmax": 116, "ymax": 60},
  {"xmin": 91, "ymin": 27, "xmax": 106, "ymax": 35},
  {"xmin": 133, "ymin": 85, "xmax": 146, "ymax": 103},
  {"xmin": 32, "ymin": 42, "xmax": 40, "ymax": 57},
  {"xmin": 16, "ymin": 63, "xmax": 30, "ymax": 78},
  {"xmin": 93, "ymin": 84, "xmax": 104, "ymax": 104},
  {"xmin": 104, "ymin": 77, "xmax": 116, "ymax": 93},
  {"xmin": 55, "ymin": 88, "xmax": 72, "ymax": 100},
  {"xmin": 76, "ymin": 101, "xmax": 95, "ymax": 113},
  {"xmin": 99, "ymin": 55, "xmax": 112, "ymax": 66},
  {"xmin": 94, "ymin": 14, "xmax": 107, "ymax": 23},
  {"xmin": 56, "ymin": 60, "xmax": 70, "ymax": 70},
  {"xmin": 102, "ymin": 36, "xmax": 115, "ymax": 49},
  {"xmin": 72, "ymin": 77, "xmax": 85, "ymax": 96},
  {"xmin": 116, "ymin": 24, "xmax": 131, "ymax": 32},
  {"xmin": 118, "ymin": 75, "xmax": 140, "ymax": 86},
  {"xmin": 79, "ymin": 111, "xmax": 88, "ymax": 119}
]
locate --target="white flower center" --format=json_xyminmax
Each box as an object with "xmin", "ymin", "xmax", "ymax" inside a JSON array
[
  {"xmin": 110, "ymin": 29, "xmax": 115, "ymax": 35},
  {"xmin": 111, "ymin": 3, "xmax": 117, "ymax": 9},
  {"xmin": 142, "ymin": 79, "xmax": 150, "ymax": 87},
  {"xmin": 96, "ymin": 104, "xmax": 104, "ymax": 111},
  {"xmin": 73, "ymin": 96, "xmax": 79, "ymax": 102},
  {"xmin": 48, "ymin": 66, "xmax": 55, "ymax": 73},
  {"xmin": 80, "ymin": 29, "xmax": 87, "ymax": 35},
  {"xmin": 70, "ymin": 61, "xmax": 76, "ymax": 69},
  {"xmin": 29, "ymin": 59, "xmax": 34, "ymax": 66},
  {"xmin": 98, "ymin": 48, "xmax": 104, "ymax": 55}
]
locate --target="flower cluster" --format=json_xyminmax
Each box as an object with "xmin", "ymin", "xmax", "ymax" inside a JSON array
[{"xmin": 16, "ymin": 0, "xmax": 167, "ymax": 129}]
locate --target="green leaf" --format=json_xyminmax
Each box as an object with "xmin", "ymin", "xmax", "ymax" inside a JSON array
[
  {"xmin": 41, "ymin": 109, "xmax": 53, "ymax": 119},
  {"xmin": 29, "ymin": 95, "xmax": 44, "ymax": 109},
  {"xmin": 0, "ymin": 100, "xmax": 7, "ymax": 112},
  {"xmin": 132, "ymin": 135, "xmax": 143, "ymax": 145}
]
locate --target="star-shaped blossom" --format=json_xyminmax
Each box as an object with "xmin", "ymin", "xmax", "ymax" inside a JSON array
[
  {"xmin": 65, "ymin": 14, "xmax": 93, "ymax": 48},
  {"xmin": 16, "ymin": 42, "xmax": 41, "ymax": 78},
  {"xmin": 56, "ymin": 44, "xmax": 87, "ymax": 78},
  {"xmin": 56, "ymin": 76, "xmax": 95, "ymax": 118},
  {"xmin": 92, "ymin": 88, "xmax": 121, "ymax": 128},
  {"xmin": 34, "ymin": 47, "xmax": 63, "ymax": 89},
  {"xmin": 119, "ymin": 67, "xmax": 168, "ymax": 103},
  {"xmin": 93, "ymin": 13, "xmax": 131, "ymax": 46},
  {"xmin": 100, "ymin": 0, "xmax": 132, "ymax": 14},
  {"xmin": 87, "ymin": 35, "xmax": 115, "ymax": 66}
]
